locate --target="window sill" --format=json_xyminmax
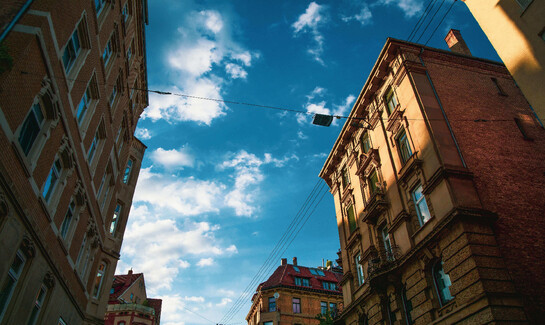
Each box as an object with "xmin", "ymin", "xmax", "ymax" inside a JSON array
[{"xmin": 64, "ymin": 49, "xmax": 91, "ymax": 91}]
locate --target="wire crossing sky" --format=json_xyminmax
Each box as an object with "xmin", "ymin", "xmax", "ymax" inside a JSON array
[{"xmin": 115, "ymin": 1, "xmax": 501, "ymax": 324}]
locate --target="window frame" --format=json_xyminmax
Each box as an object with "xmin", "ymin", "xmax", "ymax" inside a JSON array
[
  {"xmin": 385, "ymin": 88, "xmax": 399, "ymax": 116},
  {"xmin": 42, "ymin": 158, "xmax": 62, "ymax": 203},
  {"xmin": 355, "ymin": 253, "xmax": 364, "ymax": 286},
  {"xmin": 292, "ymin": 297, "xmax": 301, "ymax": 314},
  {"xmin": 368, "ymin": 169, "xmax": 379, "ymax": 195},
  {"xmin": 61, "ymin": 17, "xmax": 90, "ymax": 88},
  {"xmin": 268, "ymin": 297, "xmax": 276, "ymax": 312},
  {"xmin": 360, "ymin": 131, "xmax": 371, "ymax": 154},
  {"xmin": 59, "ymin": 199, "xmax": 76, "ymax": 240},
  {"xmin": 396, "ymin": 129, "xmax": 413, "ymax": 164},
  {"xmin": 18, "ymin": 103, "xmax": 45, "ymax": 156},
  {"xmin": 110, "ymin": 203, "xmax": 122, "ymax": 236},
  {"xmin": 27, "ymin": 284, "xmax": 48, "ymax": 325},
  {"xmin": 432, "ymin": 260, "xmax": 454, "ymax": 306},
  {"xmin": 0, "ymin": 250, "xmax": 27, "ymax": 321},
  {"xmin": 346, "ymin": 204, "xmax": 357, "ymax": 233},
  {"xmin": 411, "ymin": 183, "xmax": 431, "ymax": 226},
  {"xmin": 123, "ymin": 158, "xmax": 134, "ymax": 184},
  {"xmin": 321, "ymin": 301, "xmax": 328, "ymax": 315},
  {"xmin": 92, "ymin": 262, "xmax": 107, "ymax": 299}
]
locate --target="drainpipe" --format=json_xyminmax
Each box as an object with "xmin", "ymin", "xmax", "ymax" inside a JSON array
[
  {"xmin": 418, "ymin": 48, "xmax": 467, "ymax": 168},
  {"xmin": 0, "ymin": 0, "xmax": 35, "ymax": 42}
]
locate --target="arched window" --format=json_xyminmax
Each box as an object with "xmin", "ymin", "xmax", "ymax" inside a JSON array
[{"xmin": 433, "ymin": 260, "xmax": 454, "ymax": 305}]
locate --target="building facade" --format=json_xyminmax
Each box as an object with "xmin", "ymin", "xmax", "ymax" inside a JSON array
[
  {"xmin": 104, "ymin": 270, "xmax": 162, "ymax": 325},
  {"xmin": 246, "ymin": 258, "xmax": 343, "ymax": 325},
  {"xmin": 462, "ymin": 0, "xmax": 545, "ymax": 123},
  {"xmin": 319, "ymin": 33, "xmax": 545, "ymax": 324},
  {"xmin": 0, "ymin": 0, "xmax": 148, "ymax": 324}
]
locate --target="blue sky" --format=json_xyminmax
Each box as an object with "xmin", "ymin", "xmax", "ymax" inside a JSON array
[{"xmin": 116, "ymin": 1, "xmax": 500, "ymax": 324}]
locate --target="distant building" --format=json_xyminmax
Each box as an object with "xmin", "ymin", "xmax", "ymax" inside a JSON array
[
  {"xmin": 246, "ymin": 257, "xmax": 343, "ymax": 325},
  {"xmin": 462, "ymin": 0, "xmax": 545, "ymax": 123},
  {"xmin": 0, "ymin": 0, "xmax": 148, "ymax": 324},
  {"xmin": 319, "ymin": 32, "xmax": 545, "ymax": 324},
  {"xmin": 104, "ymin": 270, "xmax": 162, "ymax": 325}
]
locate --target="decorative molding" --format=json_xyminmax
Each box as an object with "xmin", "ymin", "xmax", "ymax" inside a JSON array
[
  {"xmin": 44, "ymin": 271, "xmax": 56, "ymax": 288},
  {"xmin": 21, "ymin": 234, "xmax": 36, "ymax": 258}
]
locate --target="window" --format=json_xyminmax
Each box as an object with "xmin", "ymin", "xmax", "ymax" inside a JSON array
[
  {"xmin": 76, "ymin": 87, "xmax": 92, "ymax": 124},
  {"xmin": 294, "ymin": 277, "xmax": 302, "ymax": 286},
  {"xmin": 360, "ymin": 131, "xmax": 371, "ymax": 154},
  {"xmin": 268, "ymin": 297, "xmax": 276, "ymax": 312},
  {"xmin": 60, "ymin": 200, "xmax": 76, "ymax": 239},
  {"xmin": 396, "ymin": 129, "xmax": 412, "ymax": 164},
  {"xmin": 87, "ymin": 131, "xmax": 99, "ymax": 162},
  {"xmin": 42, "ymin": 158, "xmax": 62, "ymax": 202},
  {"xmin": 346, "ymin": 204, "xmax": 357, "ymax": 233},
  {"xmin": 109, "ymin": 78, "xmax": 119, "ymax": 107},
  {"xmin": 102, "ymin": 38, "xmax": 113, "ymax": 68},
  {"xmin": 27, "ymin": 285, "xmax": 47, "ymax": 325},
  {"xmin": 368, "ymin": 170, "xmax": 379, "ymax": 195},
  {"xmin": 355, "ymin": 254, "xmax": 364, "ymax": 286},
  {"xmin": 58, "ymin": 318, "xmax": 67, "ymax": 325},
  {"xmin": 385, "ymin": 88, "xmax": 399, "ymax": 115},
  {"xmin": 93, "ymin": 262, "xmax": 106, "ymax": 298},
  {"xmin": 123, "ymin": 159, "xmax": 133, "ymax": 184},
  {"xmin": 316, "ymin": 269, "xmax": 325, "ymax": 276},
  {"xmin": 130, "ymin": 293, "xmax": 134, "ymax": 301},
  {"xmin": 322, "ymin": 281, "xmax": 336, "ymax": 290},
  {"xmin": 402, "ymin": 287, "xmax": 413, "ymax": 325},
  {"xmin": 381, "ymin": 227, "xmax": 393, "ymax": 260},
  {"xmin": 122, "ymin": 2, "xmax": 130, "ymax": 21},
  {"xmin": 412, "ymin": 184, "xmax": 431, "ymax": 226},
  {"xmin": 514, "ymin": 0, "xmax": 532, "ymax": 10},
  {"xmin": 302, "ymin": 278, "xmax": 310, "ymax": 286},
  {"xmin": 329, "ymin": 303, "xmax": 337, "ymax": 316},
  {"xmin": 292, "ymin": 298, "xmax": 301, "ymax": 313},
  {"xmin": 321, "ymin": 301, "xmax": 328, "ymax": 315},
  {"xmin": 110, "ymin": 204, "xmax": 122, "ymax": 235},
  {"xmin": 491, "ymin": 77, "xmax": 507, "ymax": 96},
  {"xmin": 433, "ymin": 260, "xmax": 454, "ymax": 306},
  {"xmin": 19, "ymin": 103, "xmax": 44, "ymax": 155},
  {"xmin": 293, "ymin": 266, "xmax": 300, "ymax": 273},
  {"xmin": 263, "ymin": 322, "xmax": 273, "ymax": 325},
  {"xmin": 95, "ymin": 0, "xmax": 107, "ymax": 15},
  {"xmin": 341, "ymin": 167, "xmax": 350, "ymax": 190},
  {"xmin": 0, "ymin": 250, "xmax": 26, "ymax": 320},
  {"xmin": 62, "ymin": 29, "xmax": 81, "ymax": 73}
]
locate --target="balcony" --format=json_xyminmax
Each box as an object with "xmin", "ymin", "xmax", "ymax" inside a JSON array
[
  {"xmin": 367, "ymin": 245, "xmax": 402, "ymax": 283},
  {"xmin": 361, "ymin": 189, "xmax": 388, "ymax": 224},
  {"xmin": 107, "ymin": 303, "xmax": 155, "ymax": 316}
]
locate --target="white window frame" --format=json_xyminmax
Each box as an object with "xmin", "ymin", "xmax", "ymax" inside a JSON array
[
  {"xmin": 412, "ymin": 184, "xmax": 431, "ymax": 226},
  {"xmin": 0, "ymin": 250, "xmax": 26, "ymax": 321},
  {"xmin": 42, "ymin": 158, "xmax": 62, "ymax": 202},
  {"xmin": 355, "ymin": 253, "xmax": 364, "ymax": 286}
]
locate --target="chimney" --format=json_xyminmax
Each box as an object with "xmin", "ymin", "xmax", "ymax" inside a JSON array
[
  {"xmin": 444, "ymin": 29, "xmax": 472, "ymax": 56},
  {"xmin": 128, "ymin": 268, "xmax": 133, "ymax": 275},
  {"xmin": 293, "ymin": 257, "xmax": 298, "ymax": 266},
  {"xmin": 281, "ymin": 258, "xmax": 287, "ymax": 266},
  {"xmin": 125, "ymin": 268, "xmax": 133, "ymax": 286}
]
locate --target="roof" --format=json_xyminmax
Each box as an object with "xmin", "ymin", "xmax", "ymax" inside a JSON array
[
  {"xmin": 147, "ymin": 298, "xmax": 162, "ymax": 323},
  {"xmin": 258, "ymin": 263, "xmax": 343, "ymax": 295},
  {"xmin": 318, "ymin": 37, "xmax": 506, "ymax": 183},
  {"xmin": 108, "ymin": 271, "xmax": 143, "ymax": 303}
]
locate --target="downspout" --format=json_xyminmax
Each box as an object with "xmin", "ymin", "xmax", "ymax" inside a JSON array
[
  {"xmin": 418, "ymin": 48, "xmax": 467, "ymax": 168},
  {"xmin": 0, "ymin": 0, "xmax": 35, "ymax": 42}
]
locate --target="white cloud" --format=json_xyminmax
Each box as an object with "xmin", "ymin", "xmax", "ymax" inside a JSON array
[
  {"xmin": 121, "ymin": 216, "xmax": 237, "ymax": 292},
  {"xmin": 220, "ymin": 151, "xmax": 298, "ymax": 216},
  {"xmin": 142, "ymin": 10, "xmax": 258, "ymax": 125},
  {"xmin": 225, "ymin": 63, "xmax": 248, "ymax": 79},
  {"xmin": 297, "ymin": 88, "xmax": 355, "ymax": 126},
  {"xmin": 216, "ymin": 298, "xmax": 232, "ymax": 306},
  {"xmin": 133, "ymin": 167, "xmax": 223, "ymax": 215},
  {"xmin": 184, "ymin": 296, "xmax": 206, "ymax": 303},
  {"xmin": 197, "ymin": 258, "xmax": 214, "ymax": 267},
  {"xmin": 150, "ymin": 147, "xmax": 195, "ymax": 169},
  {"xmin": 292, "ymin": 2, "xmax": 328, "ymax": 64},
  {"xmin": 298, "ymin": 131, "xmax": 308, "ymax": 140},
  {"xmin": 135, "ymin": 127, "xmax": 152, "ymax": 140},
  {"xmin": 375, "ymin": 0, "xmax": 423, "ymax": 18},
  {"xmin": 342, "ymin": 3, "xmax": 373, "ymax": 26}
]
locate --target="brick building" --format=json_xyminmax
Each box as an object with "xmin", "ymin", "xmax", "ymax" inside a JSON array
[
  {"xmin": 319, "ymin": 31, "xmax": 545, "ymax": 324},
  {"xmin": 104, "ymin": 270, "xmax": 162, "ymax": 325},
  {"xmin": 246, "ymin": 257, "xmax": 343, "ymax": 325},
  {"xmin": 0, "ymin": 0, "xmax": 148, "ymax": 324},
  {"xmin": 462, "ymin": 0, "xmax": 545, "ymax": 123}
]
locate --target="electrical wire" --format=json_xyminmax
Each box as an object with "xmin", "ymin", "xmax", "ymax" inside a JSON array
[
  {"xmin": 424, "ymin": 0, "xmax": 457, "ymax": 46},
  {"xmin": 179, "ymin": 304, "xmax": 217, "ymax": 324},
  {"xmin": 415, "ymin": 0, "xmax": 447, "ymax": 44},
  {"xmin": 19, "ymin": 69, "xmax": 513, "ymax": 123},
  {"xmin": 219, "ymin": 183, "xmax": 329, "ymax": 325},
  {"xmin": 218, "ymin": 182, "xmax": 329, "ymax": 324},
  {"xmin": 407, "ymin": 0, "xmax": 436, "ymax": 42}
]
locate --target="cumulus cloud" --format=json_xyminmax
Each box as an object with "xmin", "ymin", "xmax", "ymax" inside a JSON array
[
  {"xmin": 374, "ymin": 0, "xmax": 423, "ymax": 18},
  {"xmin": 297, "ymin": 87, "xmax": 355, "ymax": 126},
  {"xmin": 220, "ymin": 151, "xmax": 298, "ymax": 216},
  {"xmin": 142, "ymin": 10, "xmax": 258, "ymax": 124},
  {"xmin": 197, "ymin": 258, "xmax": 215, "ymax": 267},
  {"xmin": 135, "ymin": 127, "xmax": 152, "ymax": 140},
  {"xmin": 216, "ymin": 298, "xmax": 232, "ymax": 306},
  {"xmin": 292, "ymin": 2, "xmax": 328, "ymax": 64},
  {"xmin": 133, "ymin": 167, "xmax": 223, "ymax": 215},
  {"xmin": 342, "ymin": 3, "xmax": 373, "ymax": 26},
  {"xmin": 150, "ymin": 147, "xmax": 195, "ymax": 169},
  {"xmin": 121, "ymin": 214, "xmax": 237, "ymax": 291}
]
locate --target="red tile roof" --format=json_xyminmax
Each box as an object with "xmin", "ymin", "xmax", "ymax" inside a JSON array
[
  {"xmin": 108, "ymin": 271, "xmax": 143, "ymax": 303},
  {"xmin": 258, "ymin": 264, "xmax": 342, "ymax": 295},
  {"xmin": 147, "ymin": 298, "xmax": 162, "ymax": 323}
]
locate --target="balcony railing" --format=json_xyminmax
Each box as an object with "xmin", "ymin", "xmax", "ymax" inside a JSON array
[
  {"xmin": 367, "ymin": 245, "xmax": 402, "ymax": 279},
  {"xmin": 107, "ymin": 303, "xmax": 155, "ymax": 316}
]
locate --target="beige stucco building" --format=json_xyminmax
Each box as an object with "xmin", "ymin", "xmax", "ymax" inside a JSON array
[
  {"xmin": 0, "ymin": 0, "xmax": 148, "ymax": 324},
  {"xmin": 319, "ymin": 33, "xmax": 545, "ymax": 324},
  {"xmin": 462, "ymin": 0, "xmax": 545, "ymax": 124}
]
